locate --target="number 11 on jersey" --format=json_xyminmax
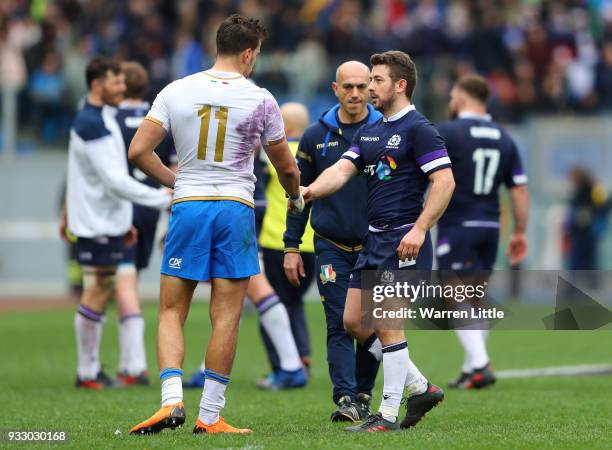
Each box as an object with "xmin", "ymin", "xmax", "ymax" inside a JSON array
[{"xmin": 197, "ymin": 105, "xmax": 228, "ymax": 162}]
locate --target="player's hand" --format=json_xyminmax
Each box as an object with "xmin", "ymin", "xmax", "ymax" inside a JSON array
[
  {"xmin": 284, "ymin": 252, "xmax": 305, "ymax": 286},
  {"xmin": 507, "ymin": 232, "xmax": 528, "ymax": 266},
  {"xmin": 164, "ymin": 187, "xmax": 174, "ymax": 211},
  {"xmin": 59, "ymin": 213, "xmax": 69, "ymax": 242},
  {"xmin": 287, "ymin": 193, "xmax": 305, "ymax": 214},
  {"xmin": 301, "ymin": 185, "xmax": 314, "ymax": 203},
  {"xmin": 397, "ymin": 225, "xmax": 426, "ymax": 262},
  {"xmin": 124, "ymin": 226, "xmax": 138, "ymax": 247}
]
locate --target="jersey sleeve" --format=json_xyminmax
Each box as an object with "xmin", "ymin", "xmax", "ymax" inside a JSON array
[
  {"xmin": 146, "ymin": 84, "xmax": 171, "ymax": 131},
  {"xmin": 261, "ymin": 90, "xmax": 285, "ymax": 146},
  {"xmin": 340, "ymin": 129, "xmax": 365, "ymax": 172},
  {"xmin": 414, "ymin": 123, "xmax": 452, "ymax": 175},
  {"xmin": 83, "ymin": 135, "xmax": 171, "ymax": 210},
  {"xmin": 503, "ymin": 139, "xmax": 528, "ymax": 187}
]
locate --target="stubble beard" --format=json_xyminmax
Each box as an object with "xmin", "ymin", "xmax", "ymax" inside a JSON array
[
  {"xmin": 375, "ymin": 91, "xmax": 397, "ymax": 115},
  {"xmin": 102, "ymin": 89, "xmax": 120, "ymax": 107}
]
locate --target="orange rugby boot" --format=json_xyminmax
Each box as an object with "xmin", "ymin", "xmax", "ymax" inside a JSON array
[
  {"xmin": 192, "ymin": 417, "xmax": 252, "ymax": 434},
  {"xmin": 130, "ymin": 402, "xmax": 186, "ymax": 435}
]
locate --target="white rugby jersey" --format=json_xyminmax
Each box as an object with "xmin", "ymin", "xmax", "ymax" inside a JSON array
[
  {"xmin": 145, "ymin": 69, "xmax": 285, "ymax": 206},
  {"xmin": 66, "ymin": 102, "xmax": 171, "ymax": 238}
]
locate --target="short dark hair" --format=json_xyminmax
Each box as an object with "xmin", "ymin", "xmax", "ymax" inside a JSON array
[
  {"xmin": 370, "ymin": 50, "xmax": 417, "ymax": 99},
  {"xmin": 86, "ymin": 56, "xmax": 121, "ymax": 89},
  {"xmin": 455, "ymin": 75, "xmax": 490, "ymax": 104},
  {"xmin": 121, "ymin": 61, "xmax": 148, "ymax": 99},
  {"xmin": 216, "ymin": 14, "xmax": 267, "ymax": 56}
]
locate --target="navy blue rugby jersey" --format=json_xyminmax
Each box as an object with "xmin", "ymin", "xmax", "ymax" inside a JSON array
[
  {"xmin": 116, "ymin": 101, "xmax": 177, "ymax": 188},
  {"xmin": 436, "ymin": 113, "xmax": 527, "ymax": 227},
  {"xmin": 341, "ymin": 105, "xmax": 451, "ymax": 228}
]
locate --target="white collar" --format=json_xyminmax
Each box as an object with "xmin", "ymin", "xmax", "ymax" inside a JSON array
[
  {"xmin": 458, "ymin": 112, "xmax": 492, "ymax": 121},
  {"xmin": 204, "ymin": 69, "xmax": 244, "ymax": 80},
  {"xmin": 383, "ymin": 104, "xmax": 416, "ymax": 122}
]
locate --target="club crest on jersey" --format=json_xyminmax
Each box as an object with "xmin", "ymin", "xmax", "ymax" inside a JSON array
[
  {"xmin": 387, "ymin": 134, "xmax": 401, "ymax": 148},
  {"xmin": 320, "ymin": 264, "xmax": 336, "ymax": 284}
]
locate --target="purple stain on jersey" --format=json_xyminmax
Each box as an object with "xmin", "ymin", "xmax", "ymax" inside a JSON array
[
  {"xmin": 416, "ymin": 149, "xmax": 448, "ymax": 166},
  {"xmin": 234, "ymin": 101, "xmax": 266, "ymax": 169}
]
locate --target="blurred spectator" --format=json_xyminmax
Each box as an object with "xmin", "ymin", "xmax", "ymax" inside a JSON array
[
  {"xmin": 29, "ymin": 50, "xmax": 68, "ymax": 142},
  {"xmin": 4, "ymin": 0, "xmax": 612, "ymax": 146},
  {"xmin": 564, "ymin": 167, "xmax": 610, "ymax": 272},
  {"xmin": 595, "ymin": 40, "xmax": 612, "ymax": 109},
  {"xmin": 0, "ymin": 10, "xmax": 40, "ymax": 91}
]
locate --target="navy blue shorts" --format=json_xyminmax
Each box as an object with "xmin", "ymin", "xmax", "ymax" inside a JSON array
[
  {"xmin": 121, "ymin": 206, "xmax": 160, "ymax": 270},
  {"xmin": 348, "ymin": 227, "xmax": 433, "ymax": 289},
  {"xmin": 75, "ymin": 235, "xmax": 124, "ymax": 266},
  {"xmin": 436, "ymin": 226, "xmax": 499, "ymax": 271}
]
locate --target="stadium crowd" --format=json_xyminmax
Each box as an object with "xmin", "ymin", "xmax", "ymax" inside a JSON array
[{"xmin": 2, "ymin": 0, "xmax": 612, "ymax": 143}]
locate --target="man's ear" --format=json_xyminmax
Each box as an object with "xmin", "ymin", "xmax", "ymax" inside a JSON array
[
  {"xmin": 331, "ymin": 81, "xmax": 339, "ymax": 98},
  {"xmin": 90, "ymin": 78, "xmax": 101, "ymax": 93},
  {"xmin": 242, "ymin": 48, "xmax": 253, "ymax": 65},
  {"xmin": 396, "ymin": 78, "xmax": 407, "ymax": 95}
]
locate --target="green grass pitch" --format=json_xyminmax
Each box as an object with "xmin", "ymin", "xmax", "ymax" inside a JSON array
[{"xmin": 2, "ymin": 300, "xmax": 611, "ymax": 449}]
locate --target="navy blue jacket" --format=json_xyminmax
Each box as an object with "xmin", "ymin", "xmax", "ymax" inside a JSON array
[{"xmin": 284, "ymin": 104, "xmax": 382, "ymax": 250}]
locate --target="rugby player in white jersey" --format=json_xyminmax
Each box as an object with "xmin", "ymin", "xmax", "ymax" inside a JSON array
[
  {"xmin": 61, "ymin": 57, "xmax": 172, "ymax": 389},
  {"xmin": 128, "ymin": 15, "xmax": 302, "ymax": 435}
]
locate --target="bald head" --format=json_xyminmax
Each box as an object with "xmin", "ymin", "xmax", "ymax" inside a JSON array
[
  {"xmin": 281, "ymin": 102, "xmax": 310, "ymax": 138},
  {"xmin": 335, "ymin": 60, "xmax": 370, "ymax": 83},
  {"xmin": 332, "ymin": 60, "xmax": 370, "ymax": 123}
]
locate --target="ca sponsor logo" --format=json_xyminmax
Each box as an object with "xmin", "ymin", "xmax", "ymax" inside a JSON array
[
  {"xmin": 168, "ymin": 257, "xmax": 182, "ymax": 269},
  {"xmin": 360, "ymin": 136, "xmax": 380, "ymax": 142}
]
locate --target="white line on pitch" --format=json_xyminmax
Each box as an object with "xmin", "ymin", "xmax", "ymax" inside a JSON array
[{"xmin": 496, "ymin": 364, "xmax": 612, "ymax": 378}]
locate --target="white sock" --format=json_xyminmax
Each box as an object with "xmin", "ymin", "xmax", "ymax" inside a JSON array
[
  {"xmin": 160, "ymin": 368, "xmax": 183, "ymax": 406},
  {"xmin": 257, "ymin": 295, "xmax": 302, "ymax": 371},
  {"xmin": 199, "ymin": 370, "xmax": 229, "ymax": 425},
  {"xmin": 366, "ymin": 334, "xmax": 383, "ymax": 361},
  {"xmin": 404, "ymin": 353, "xmax": 428, "ymax": 396},
  {"xmin": 378, "ymin": 341, "xmax": 409, "ymax": 422},
  {"xmin": 199, "ymin": 361, "xmax": 206, "ymax": 374},
  {"xmin": 482, "ymin": 328, "xmax": 490, "ymax": 342},
  {"xmin": 75, "ymin": 305, "xmax": 104, "ymax": 379},
  {"xmin": 455, "ymin": 329, "xmax": 489, "ymax": 371},
  {"xmin": 119, "ymin": 314, "xmax": 147, "ymax": 374}
]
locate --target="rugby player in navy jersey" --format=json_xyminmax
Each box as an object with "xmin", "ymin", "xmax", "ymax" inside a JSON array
[
  {"xmin": 436, "ymin": 75, "xmax": 528, "ymax": 389},
  {"xmin": 114, "ymin": 62, "xmax": 178, "ymax": 386},
  {"xmin": 301, "ymin": 51, "xmax": 455, "ymax": 432}
]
